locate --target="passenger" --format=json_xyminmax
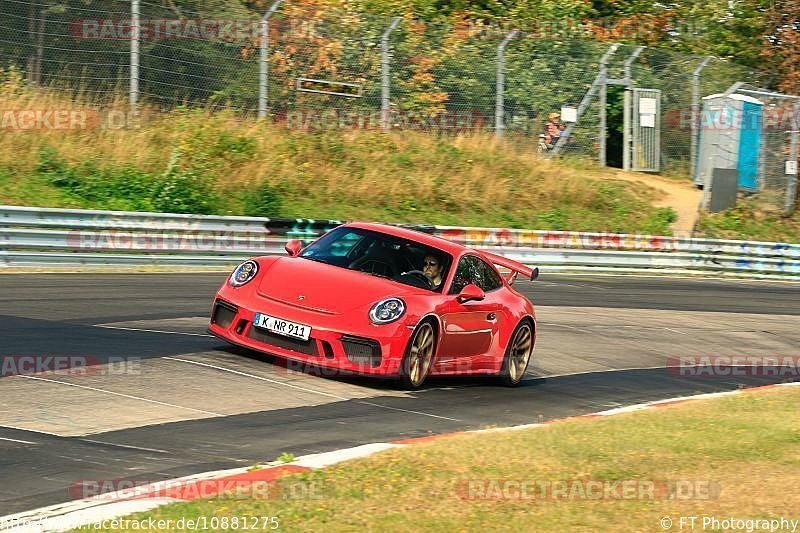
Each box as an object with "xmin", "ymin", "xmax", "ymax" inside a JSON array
[{"xmin": 422, "ymin": 254, "xmax": 444, "ymax": 289}]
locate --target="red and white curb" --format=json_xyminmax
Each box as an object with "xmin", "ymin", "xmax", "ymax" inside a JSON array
[{"xmin": 2, "ymin": 382, "xmax": 797, "ymax": 532}]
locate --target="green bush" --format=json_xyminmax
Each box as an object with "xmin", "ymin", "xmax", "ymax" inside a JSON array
[
  {"xmin": 243, "ymin": 180, "xmax": 283, "ymax": 217},
  {"xmin": 640, "ymin": 208, "xmax": 678, "ymax": 235},
  {"xmin": 150, "ymin": 169, "xmax": 218, "ymax": 214},
  {"xmin": 35, "ymin": 145, "xmax": 218, "ymax": 214},
  {"xmin": 207, "ymin": 132, "xmax": 258, "ymax": 162}
]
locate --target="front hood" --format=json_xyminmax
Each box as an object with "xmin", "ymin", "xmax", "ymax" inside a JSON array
[{"xmin": 257, "ymin": 257, "xmax": 418, "ymax": 314}]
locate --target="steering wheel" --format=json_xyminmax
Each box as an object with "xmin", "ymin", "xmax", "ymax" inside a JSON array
[
  {"xmin": 403, "ymin": 270, "xmax": 434, "ymax": 289},
  {"xmin": 349, "ymin": 256, "xmax": 396, "ymax": 277}
]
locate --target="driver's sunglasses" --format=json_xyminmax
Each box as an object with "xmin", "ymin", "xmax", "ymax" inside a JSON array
[{"xmin": 424, "ymin": 260, "xmax": 439, "ymax": 267}]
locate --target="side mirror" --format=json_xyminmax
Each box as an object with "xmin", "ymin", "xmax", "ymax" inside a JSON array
[
  {"xmin": 285, "ymin": 239, "xmax": 303, "ymax": 257},
  {"xmin": 457, "ymin": 283, "xmax": 485, "ymax": 304},
  {"xmin": 531, "ymin": 267, "xmax": 540, "ymax": 281}
]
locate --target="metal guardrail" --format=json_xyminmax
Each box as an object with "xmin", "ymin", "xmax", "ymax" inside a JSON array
[{"xmin": 1, "ymin": 205, "xmax": 799, "ymax": 279}]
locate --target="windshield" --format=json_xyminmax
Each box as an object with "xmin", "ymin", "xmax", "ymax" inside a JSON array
[{"xmin": 299, "ymin": 227, "xmax": 452, "ymax": 292}]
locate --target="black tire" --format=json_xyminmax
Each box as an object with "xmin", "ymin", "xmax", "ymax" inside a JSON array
[
  {"xmin": 498, "ymin": 320, "xmax": 534, "ymax": 387},
  {"xmin": 399, "ymin": 321, "xmax": 437, "ymax": 390}
]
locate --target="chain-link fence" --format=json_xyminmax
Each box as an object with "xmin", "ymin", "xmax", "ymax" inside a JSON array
[
  {"xmin": 1, "ymin": 0, "xmax": 797, "ymax": 212},
  {"xmin": 744, "ymin": 90, "xmax": 800, "ymax": 215}
]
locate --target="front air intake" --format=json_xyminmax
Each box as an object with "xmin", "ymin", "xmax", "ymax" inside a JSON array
[
  {"xmin": 341, "ymin": 335, "xmax": 382, "ymax": 367},
  {"xmin": 211, "ymin": 299, "xmax": 238, "ymax": 329}
]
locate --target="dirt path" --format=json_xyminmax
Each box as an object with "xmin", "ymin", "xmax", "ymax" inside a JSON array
[{"xmin": 597, "ymin": 171, "xmax": 702, "ymax": 237}]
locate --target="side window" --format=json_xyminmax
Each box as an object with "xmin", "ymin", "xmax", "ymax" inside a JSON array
[
  {"xmin": 449, "ymin": 256, "xmax": 476, "ymax": 295},
  {"xmin": 477, "ymin": 258, "xmax": 503, "ymax": 292},
  {"xmin": 449, "ymin": 255, "xmax": 503, "ymax": 294}
]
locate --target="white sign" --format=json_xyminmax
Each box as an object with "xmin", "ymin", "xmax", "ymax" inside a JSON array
[
  {"xmin": 787, "ymin": 160, "xmax": 798, "ymax": 175},
  {"xmin": 639, "ymin": 97, "xmax": 657, "ymax": 115},
  {"xmin": 560, "ymin": 106, "xmax": 577, "ymax": 123},
  {"xmin": 640, "ymin": 114, "xmax": 656, "ymax": 128}
]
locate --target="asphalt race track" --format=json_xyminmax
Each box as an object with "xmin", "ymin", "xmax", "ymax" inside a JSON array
[{"xmin": 1, "ymin": 273, "xmax": 799, "ymax": 515}]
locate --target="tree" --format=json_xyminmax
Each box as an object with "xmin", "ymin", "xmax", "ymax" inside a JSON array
[{"xmin": 761, "ymin": 0, "xmax": 800, "ymax": 93}]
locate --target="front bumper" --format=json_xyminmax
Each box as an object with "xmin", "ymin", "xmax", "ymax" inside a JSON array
[{"xmin": 208, "ymin": 295, "xmax": 411, "ymax": 376}]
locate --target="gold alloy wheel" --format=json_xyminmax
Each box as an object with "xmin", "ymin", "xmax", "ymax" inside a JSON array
[
  {"xmin": 508, "ymin": 323, "xmax": 533, "ymax": 383},
  {"xmin": 408, "ymin": 322, "xmax": 435, "ymax": 387}
]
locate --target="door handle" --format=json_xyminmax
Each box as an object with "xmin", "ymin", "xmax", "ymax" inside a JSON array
[{"xmin": 487, "ymin": 312, "xmax": 497, "ymax": 321}]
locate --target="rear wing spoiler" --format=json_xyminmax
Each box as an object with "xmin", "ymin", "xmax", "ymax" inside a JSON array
[{"xmin": 480, "ymin": 251, "xmax": 539, "ymax": 283}]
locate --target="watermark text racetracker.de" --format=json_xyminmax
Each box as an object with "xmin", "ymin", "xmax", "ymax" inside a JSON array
[
  {"xmin": 668, "ymin": 355, "xmax": 800, "ymax": 378},
  {"xmin": 68, "ymin": 16, "xmax": 682, "ymax": 43},
  {"xmin": 66, "ymin": 230, "xmax": 277, "ymax": 253},
  {"xmin": 0, "ymin": 355, "xmax": 140, "ymax": 377},
  {"xmin": 70, "ymin": 18, "xmax": 263, "ymax": 41},
  {"xmin": 457, "ymin": 479, "xmax": 720, "ymax": 501},
  {"xmin": 662, "ymin": 516, "xmax": 799, "ymax": 532},
  {"xmin": 0, "ymin": 516, "xmax": 280, "ymax": 531},
  {"xmin": 70, "ymin": 477, "xmax": 323, "ymax": 501},
  {"xmin": 0, "ymin": 109, "xmax": 138, "ymax": 131}
]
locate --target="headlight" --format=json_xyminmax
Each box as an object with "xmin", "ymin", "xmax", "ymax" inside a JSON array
[
  {"xmin": 229, "ymin": 260, "xmax": 259, "ymax": 287},
  {"xmin": 369, "ymin": 298, "xmax": 406, "ymax": 325}
]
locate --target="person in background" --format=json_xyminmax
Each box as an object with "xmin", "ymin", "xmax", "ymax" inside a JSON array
[
  {"xmin": 544, "ymin": 112, "xmax": 561, "ymax": 148},
  {"xmin": 558, "ymin": 122, "xmax": 568, "ymax": 140},
  {"xmin": 538, "ymin": 133, "xmax": 549, "ymax": 153}
]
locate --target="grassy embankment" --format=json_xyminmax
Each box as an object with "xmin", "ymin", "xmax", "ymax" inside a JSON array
[
  {"xmin": 0, "ymin": 72, "xmax": 677, "ymax": 234},
  {"xmin": 697, "ymin": 199, "xmax": 800, "ymax": 243},
  {"xmin": 5, "ymin": 71, "xmax": 799, "ymax": 242},
  {"xmin": 82, "ymin": 385, "xmax": 800, "ymax": 532}
]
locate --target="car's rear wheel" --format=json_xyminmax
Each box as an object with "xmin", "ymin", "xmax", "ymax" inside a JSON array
[
  {"xmin": 399, "ymin": 321, "xmax": 436, "ymax": 390},
  {"xmin": 498, "ymin": 321, "xmax": 534, "ymax": 386}
]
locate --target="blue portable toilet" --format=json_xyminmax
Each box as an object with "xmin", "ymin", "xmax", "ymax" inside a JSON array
[{"xmin": 694, "ymin": 93, "xmax": 763, "ymax": 191}]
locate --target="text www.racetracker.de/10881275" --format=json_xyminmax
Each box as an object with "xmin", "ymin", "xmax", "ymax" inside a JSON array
[{"xmin": 0, "ymin": 516, "xmax": 281, "ymax": 531}]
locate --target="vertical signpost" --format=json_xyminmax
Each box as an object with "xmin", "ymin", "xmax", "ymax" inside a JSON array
[
  {"xmin": 259, "ymin": 0, "xmax": 285, "ymax": 120},
  {"xmin": 785, "ymin": 122, "xmax": 799, "ymax": 216},
  {"xmin": 130, "ymin": 0, "xmax": 140, "ymax": 117},
  {"xmin": 552, "ymin": 44, "xmax": 619, "ymax": 157},
  {"xmin": 691, "ymin": 57, "xmax": 712, "ymax": 177},
  {"xmin": 381, "ymin": 17, "xmax": 403, "ymax": 132},
  {"xmin": 622, "ymin": 46, "xmax": 645, "ymax": 171},
  {"xmin": 495, "ymin": 29, "xmax": 518, "ymax": 141}
]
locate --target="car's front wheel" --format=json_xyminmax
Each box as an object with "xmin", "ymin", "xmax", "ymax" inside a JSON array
[
  {"xmin": 498, "ymin": 321, "xmax": 534, "ymax": 386},
  {"xmin": 399, "ymin": 321, "xmax": 437, "ymax": 390}
]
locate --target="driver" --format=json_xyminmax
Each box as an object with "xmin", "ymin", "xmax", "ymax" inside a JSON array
[{"xmin": 422, "ymin": 254, "xmax": 444, "ymax": 289}]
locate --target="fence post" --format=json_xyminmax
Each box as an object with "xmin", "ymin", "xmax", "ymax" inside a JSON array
[
  {"xmin": 495, "ymin": 29, "xmax": 519, "ymax": 141},
  {"xmin": 784, "ymin": 111, "xmax": 799, "ymax": 216},
  {"xmin": 691, "ymin": 56, "xmax": 712, "ymax": 177},
  {"xmin": 130, "ymin": 0, "xmax": 140, "ymax": 117},
  {"xmin": 597, "ymin": 47, "xmax": 617, "ymax": 166},
  {"xmin": 381, "ymin": 17, "xmax": 403, "ymax": 132},
  {"xmin": 622, "ymin": 46, "xmax": 645, "ymax": 171},
  {"xmin": 258, "ymin": 0, "xmax": 285, "ymax": 120},
  {"xmin": 553, "ymin": 44, "xmax": 619, "ymax": 156},
  {"xmin": 623, "ymin": 46, "xmax": 644, "ymax": 87}
]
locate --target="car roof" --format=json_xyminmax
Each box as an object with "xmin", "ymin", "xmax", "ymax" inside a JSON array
[{"xmin": 342, "ymin": 222, "xmax": 465, "ymax": 256}]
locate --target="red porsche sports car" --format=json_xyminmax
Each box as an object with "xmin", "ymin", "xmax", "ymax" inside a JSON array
[{"xmin": 209, "ymin": 222, "xmax": 538, "ymax": 389}]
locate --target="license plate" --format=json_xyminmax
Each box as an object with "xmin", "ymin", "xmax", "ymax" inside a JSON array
[{"xmin": 253, "ymin": 313, "xmax": 312, "ymax": 341}]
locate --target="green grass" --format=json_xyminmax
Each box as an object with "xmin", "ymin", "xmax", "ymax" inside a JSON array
[
  {"xmin": 0, "ymin": 127, "xmax": 677, "ymax": 233},
  {"xmin": 80, "ymin": 386, "xmax": 800, "ymax": 532},
  {"xmin": 0, "ymin": 80, "xmax": 679, "ymax": 234},
  {"xmin": 4, "ymin": 71, "xmax": 800, "ymax": 242},
  {"xmin": 697, "ymin": 198, "xmax": 800, "ymax": 242}
]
